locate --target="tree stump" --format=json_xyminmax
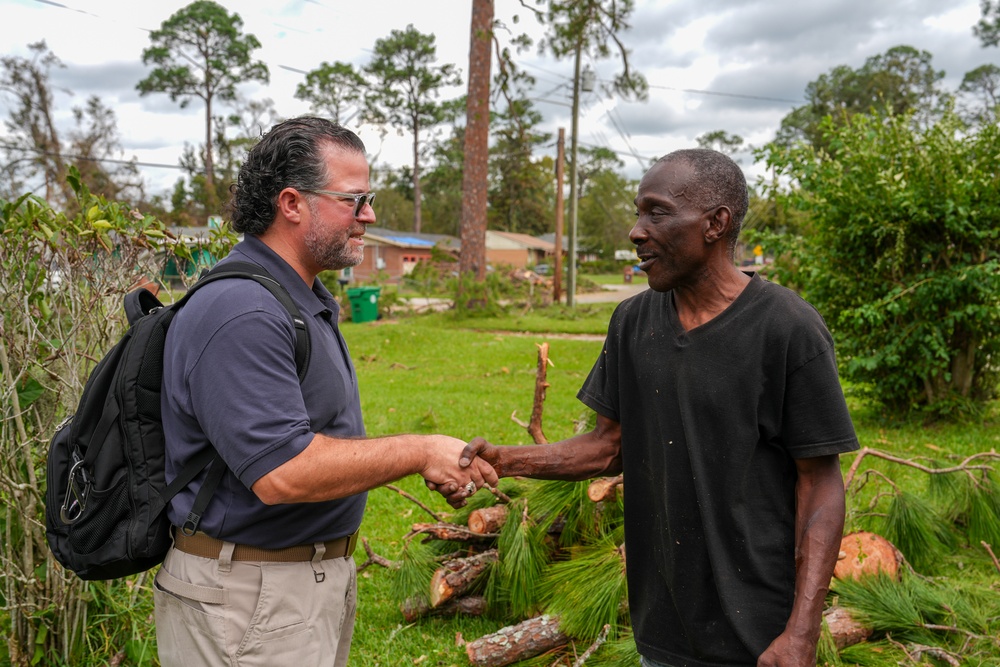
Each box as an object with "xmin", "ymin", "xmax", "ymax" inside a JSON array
[
  {"xmin": 429, "ymin": 549, "xmax": 498, "ymax": 607},
  {"xmin": 833, "ymin": 531, "xmax": 903, "ymax": 581},
  {"xmin": 468, "ymin": 505, "xmax": 509, "ymax": 535},
  {"xmin": 465, "ymin": 615, "xmax": 569, "ymax": 667}
]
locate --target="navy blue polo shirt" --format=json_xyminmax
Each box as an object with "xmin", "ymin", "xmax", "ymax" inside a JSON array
[{"xmin": 161, "ymin": 235, "xmax": 366, "ymax": 548}]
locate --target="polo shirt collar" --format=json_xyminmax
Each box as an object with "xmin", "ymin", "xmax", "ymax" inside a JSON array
[{"xmin": 228, "ymin": 235, "xmax": 340, "ymax": 319}]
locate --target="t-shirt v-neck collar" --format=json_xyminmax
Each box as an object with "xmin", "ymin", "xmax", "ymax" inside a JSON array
[{"xmin": 664, "ymin": 272, "xmax": 762, "ymax": 340}]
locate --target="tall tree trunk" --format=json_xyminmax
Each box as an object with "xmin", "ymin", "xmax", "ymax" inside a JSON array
[
  {"xmin": 553, "ymin": 128, "xmax": 565, "ymax": 302},
  {"xmin": 204, "ymin": 90, "xmax": 217, "ymax": 219},
  {"xmin": 412, "ymin": 115, "xmax": 422, "ymax": 233},
  {"xmin": 459, "ymin": 0, "xmax": 493, "ymax": 280}
]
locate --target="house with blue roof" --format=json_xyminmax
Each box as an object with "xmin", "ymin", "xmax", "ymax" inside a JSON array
[{"xmin": 352, "ymin": 227, "xmax": 459, "ymax": 282}]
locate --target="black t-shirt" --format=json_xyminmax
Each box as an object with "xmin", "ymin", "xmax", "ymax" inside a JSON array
[{"xmin": 578, "ymin": 274, "xmax": 859, "ymax": 667}]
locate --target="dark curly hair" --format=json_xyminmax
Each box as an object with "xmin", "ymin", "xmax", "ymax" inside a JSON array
[
  {"xmin": 657, "ymin": 148, "xmax": 749, "ymax": 253},
  {"xmin": 226, "ymin": 117, "xmax": 367, "ymax": 235}
]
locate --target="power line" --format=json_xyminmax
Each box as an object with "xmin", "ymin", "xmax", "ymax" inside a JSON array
[
  {"xmin": 646, "ymin": 83, "xmax": 802, "ymax": 105},
  {"xmin": 1, "ymin": 143, "xmax": 185, "ymax": 170},
  {"xmin": 520, "ymin": 61, "xmax": 803, "ymax": 105}
]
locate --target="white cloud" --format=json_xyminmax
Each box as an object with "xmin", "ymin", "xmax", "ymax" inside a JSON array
[{"xmin": 1, "ymin": 0, "xmax": 991, "ymax": 196}]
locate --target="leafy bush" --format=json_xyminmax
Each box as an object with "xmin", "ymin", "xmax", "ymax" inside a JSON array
[
  {"xmin": 0, "ymin": 169, "xmax": 236, "ymax": 665},
  {"xmin": 759, "ymin": 110, "xmax": 1000, "ymax": 416}
]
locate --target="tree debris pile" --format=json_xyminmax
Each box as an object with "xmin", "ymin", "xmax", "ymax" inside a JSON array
[{"xmin": 369, "ymin": 344, "xmax": 1000, "ymax": 666}]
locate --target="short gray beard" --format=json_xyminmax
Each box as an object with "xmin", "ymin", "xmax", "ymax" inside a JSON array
[{"xmin": 304, "ymin": 199, "xmax": 364, "ymax": 271}]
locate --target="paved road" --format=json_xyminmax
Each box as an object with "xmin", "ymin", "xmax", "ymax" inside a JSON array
[
  {"xmin": 573, "ymin": 283, "xmax": 648, "ymax": 304},
  {"xmin": 392, "ymin": 283, "xmax": 648, "ymax": 313}
]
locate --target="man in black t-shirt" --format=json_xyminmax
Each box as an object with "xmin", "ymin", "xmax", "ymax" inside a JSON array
[{"xmin": 453, "ymin": 149, "xmax": 858, "ymax": 667}]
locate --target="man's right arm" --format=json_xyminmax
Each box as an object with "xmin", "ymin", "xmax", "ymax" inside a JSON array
[
  {"xmin": 252, "ymin": 433, "xmax": 498, "ymax": 506},
  {"xmin": 455, "ymin": 414, "xmax": 622, "ymax": 481}
]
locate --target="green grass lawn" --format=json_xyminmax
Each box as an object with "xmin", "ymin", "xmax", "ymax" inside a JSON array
[
  {"xmin": 337, "ymin": 310, "xmax": 999, "ymax": 667},
  {"xmin": 60, "ymin": 305, "xmax": 995, "ymax": 667},
  {"xmin": 344, "ymin": 312, "xmax": 608, "ymax": 666}
]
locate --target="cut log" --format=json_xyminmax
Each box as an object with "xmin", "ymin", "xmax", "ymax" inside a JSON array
[
  {"xmin": 400, "ymin": 595, "xmax": 487, "ymax": 623},
  {"xmin": 587, "ymin": 475, "xmax": 624, "ymax": 502},
  {"xmin": 407, "ymin": 522, "xmax": 497, "ymax": 543},
  {"xmin": 833, "ymin": 531, "xmax": 903, "ymax": 581},
  {"xmin": 466, "ymin": 615, "xmax": 569, "ymax": 667},
  {"xmin": 430, "ymin": 549, "xmax": 498, "ymax": 607},
  {"xmin": 823, "ymin": 605, "xmax": 873, "ymax": 649},
  {"xmin": 468, "ymin": 505, "xmax": 509, "ymax": 535}
]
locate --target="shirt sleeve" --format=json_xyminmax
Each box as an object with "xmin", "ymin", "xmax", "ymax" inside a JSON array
[
  {"xmin": 577, "ymin": 307, "xmax": 623, "ymax": 422},
  {"xmin": 781, "ymin": 344, "xmax": 860, "ymax": 459}
]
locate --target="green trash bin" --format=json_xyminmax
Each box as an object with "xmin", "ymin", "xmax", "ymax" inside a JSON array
[{"xmin": 346, "ymin": 286, "xmax": 381, "ymax": 323}]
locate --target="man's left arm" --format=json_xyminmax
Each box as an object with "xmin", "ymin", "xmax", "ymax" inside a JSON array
[{"xmin": 757, "ymin": 454, "xmax": 845, "ymax": 667}]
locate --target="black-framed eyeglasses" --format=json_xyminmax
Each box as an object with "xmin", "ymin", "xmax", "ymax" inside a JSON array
[{"xmin": 302, "ymin": 189, "xmax": 376, "ymax": 217}]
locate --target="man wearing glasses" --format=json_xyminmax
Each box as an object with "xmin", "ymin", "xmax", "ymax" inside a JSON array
[{"xmin": 154, "ymin": 116, "xmax": 496, "ymax": 667}]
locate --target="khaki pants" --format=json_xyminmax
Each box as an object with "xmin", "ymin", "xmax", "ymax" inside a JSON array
[{"xmin": 153, "ymin": 543, "xmax": 356, "ymax": 667}]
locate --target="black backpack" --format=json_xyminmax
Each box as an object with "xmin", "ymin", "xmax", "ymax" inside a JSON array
[{"xmin": 45, "ymin": 261, "xmax": 311, "ymax": 580}]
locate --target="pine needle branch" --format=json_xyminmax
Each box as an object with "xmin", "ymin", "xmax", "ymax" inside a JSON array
[{"xmin": 384, "ymin": 483, "xmax": 442, "ymax": 522}]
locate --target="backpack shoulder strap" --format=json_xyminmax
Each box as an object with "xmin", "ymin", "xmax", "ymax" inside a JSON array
[
  {"xmin": 124, "ymin": 288, "xmax": 164, "ymax": 326},
  {"xmin": 183, "ymin": 261, "xmax": 311, "ymax": 382}
]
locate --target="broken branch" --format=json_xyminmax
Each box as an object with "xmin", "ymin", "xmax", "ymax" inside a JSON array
[
  {"xmin": 587, "ymin": 475, "xmax": 624, "ymax": 503},
  {"xmin": 844, "ymin": 447, "xmax": 1000, "ymax": 491},
  {"xmin": 401, "ymin": 595, "xmax": 487, "ymax": 623},
  {"xmin": 430, "ymin": 549, "xmax": 498, "ymax": 607},
  {"xmin": 527, "ymin": 342, "xmax": 552, "ymax": 445},
  {"xmin": 466, "ymin": 615, "xmax": 569, "ymax": 667},
  {"xmin": 405, "ymin": 522, "xmax": 498, "ymax": 543},
  {"xmin": 572, "ymin": 624, "xmax": 610, "ymax": 666},
  {"xmin": 384, "ymin": 484, "xmax": 442, "ymax": 522},
  {"xmin": 468, "ymin": 505, "xmax": 509, "ymax": 535},
  {"xmin": 356, "ymin": 537, "xmax": 399, "ymax": 573}
]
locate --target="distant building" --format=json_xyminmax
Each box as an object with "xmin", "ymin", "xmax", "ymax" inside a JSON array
[
  {"xmin": 485, "ymin": 231, "xmax": 556, "ymax": 269},
  {"xmin": 352, "ymin": 227, "xmax": 459, "ymax": 282}
]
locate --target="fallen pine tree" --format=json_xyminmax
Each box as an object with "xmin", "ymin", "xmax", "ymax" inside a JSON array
[{"xmin": 373, "ymin": 343, "xmax": 1000, "ymax": 666}]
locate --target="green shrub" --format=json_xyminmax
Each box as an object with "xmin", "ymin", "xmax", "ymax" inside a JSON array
[{"xmin": 760, "ymin": 110, "xmax": 1000, "ymax": 417}]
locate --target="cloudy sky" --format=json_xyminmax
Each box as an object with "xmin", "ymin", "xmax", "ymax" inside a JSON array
[{"xmin": 1, "ymin": 0, "xmax": 995, "ymax": 197}]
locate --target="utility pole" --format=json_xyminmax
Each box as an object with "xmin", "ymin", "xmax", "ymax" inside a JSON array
[
  {"xmin": 567, "ymin": 42, "xmax": 583, "ymax": 307},
  {"xmin": 554, "ymin": 128, "xmax": 565, "ymax": 304}
]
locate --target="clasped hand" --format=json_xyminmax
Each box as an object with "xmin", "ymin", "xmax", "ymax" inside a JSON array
[
  {"xmin": 421, "ymin": 436, "xmax": 498, "ymax": 508},
  {"xmin": 421, "ymin": 438, "xmax": 499, "ymax": 509}
]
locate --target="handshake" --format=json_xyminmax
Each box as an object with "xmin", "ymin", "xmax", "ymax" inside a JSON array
[{"xmin": 421, "ymin": 436, "xmax": 500, "ymax": 509}]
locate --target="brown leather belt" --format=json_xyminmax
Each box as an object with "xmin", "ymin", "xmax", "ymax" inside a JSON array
[{"xmin": 173, "ymin": 529, "xmax": 359, "ymax": 562}]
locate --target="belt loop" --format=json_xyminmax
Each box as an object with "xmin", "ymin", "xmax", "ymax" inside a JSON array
[
  {"xmin": 218, "ymin": 541, "xmax": 236, "ymax": 574},
  {"xmin": 311, "ymin": 542, "xmax": 326, "ymax": 583}
]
